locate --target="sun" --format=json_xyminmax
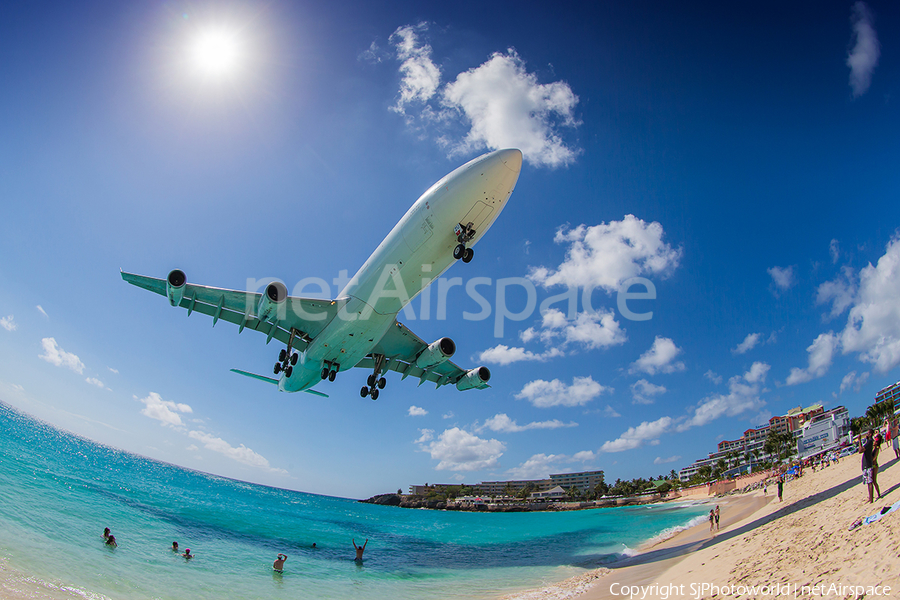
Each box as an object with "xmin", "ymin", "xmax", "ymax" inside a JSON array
[{"xmin": 190, "ymin": 28, "xmax": 241, "ymax": 78}]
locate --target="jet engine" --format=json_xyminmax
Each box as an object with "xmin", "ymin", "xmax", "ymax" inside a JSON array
[
  {"xmin": 415, "ymin": 337, "xmax": 456, "ymax": 369},
  {"xmin": 456, "ymin": 366, "xmax": 491, "ymax": 391},
  {"xmin": 256, "ymin": 281, "xmax": 287, "ymax": 322},
  {"xmin": 166, "ymin": 269, "xmax": 187, "ymax": 307}
]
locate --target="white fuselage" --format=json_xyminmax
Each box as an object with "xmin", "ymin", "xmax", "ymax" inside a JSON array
[{"xmin": 279, "ymin": 148, "xmax": 522, "ymax": 392}]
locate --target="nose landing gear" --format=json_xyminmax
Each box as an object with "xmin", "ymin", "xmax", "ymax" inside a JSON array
[{"xmin": 453, "ymin": 222, "xmax": 476, "ymax": 263}]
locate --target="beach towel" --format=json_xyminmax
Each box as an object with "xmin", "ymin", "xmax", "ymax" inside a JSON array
[{"xmin": 860, "ymin": 499, "xmax": 900, "ymax": 526}]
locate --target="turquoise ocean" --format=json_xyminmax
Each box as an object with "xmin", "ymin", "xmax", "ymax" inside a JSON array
[{"xmin": 0, "ymin": 401, "xmax": 709, "ymax": 599}]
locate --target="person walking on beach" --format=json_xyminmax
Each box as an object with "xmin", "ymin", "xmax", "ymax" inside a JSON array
[
  {"xmin": 860, "ymin": 429, "xmax": 880, "ymax": 503},
  {"xmin": 273, "ymin": 553, "xmax": 287, "ymax": 573},
  {"xmin": 714, "ymin": 505, "xmax": 720, "ymax": 531},
  {"xmin": 776, "ymin": 475, "xmax": 784, "ymax": 502},
  {"xmin": 708, "ymin": 509, "xmax": 715, "ymax": 532},
  {"xmin": 892, "ymin": 418, "xmax": 900, "ymax": 460},
  {"xmin": 353, "ymin": 538, "xmax": 368, "ymax": 562}
]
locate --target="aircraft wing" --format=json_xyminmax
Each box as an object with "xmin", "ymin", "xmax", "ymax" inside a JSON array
[
  {"xmin": 362, "ymin": 320, "xmax": 487, "ymax": 389},
  {"xmin": 121, "ymin": 271, "xmax": 338, "ymax": 350}
]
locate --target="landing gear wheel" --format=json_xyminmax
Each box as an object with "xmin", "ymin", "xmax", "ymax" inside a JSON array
[
  {"xmin": 360, "ymin": 386, "xmax": 369, "ymax": 398},
  {"xmin": 321, "ymin": 367, "xmax": 330, "ymax": 380},
  {"xmin": 453, "ymin": 244, "xmax": 466, "ymax": 260},
  {"xmin": 462, "ymin": 248, "xmax": 474, "ymax": 263},
  {"xmin": 279, "ymin": 349, "xmax": 287, "ymax": 362},
  {"xmin": 328, "ymin": 369, "xmax": 336, "ymax": 382},
  {"xmin": 291, "ymin": 353, "xmax": 298, "ymax": 366},
  {"xmin": 285, "ymin": 366, "xmax": 293, "ymax": 378},
  {"xmin": 377, "ymin": 377, "xmax": 386, "ymax": 389},
  {"xmin": 274, "ymin": 363, "xmax": 282, "ymax": 375},
  {"xmin": 367, "ymin": 374, "xmax": 377, "ymax": 387},
  {"xmin": 370, "ymin": 388, "xmax": 379, "ymax": 401}
]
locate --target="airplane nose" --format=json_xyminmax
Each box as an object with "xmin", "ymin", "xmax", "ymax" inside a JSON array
[{"xmin": 497, "ymin": 148, "xmax": 523, "ymax": 174}]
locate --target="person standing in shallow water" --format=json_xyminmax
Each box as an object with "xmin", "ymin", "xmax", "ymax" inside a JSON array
[
  {"xmin": 353, "ymin": 538, "xmax": 367, "ymax": 562},
  {"xmin": 273, "ymin": 553, "xmax": 287, "ymax": 573}
]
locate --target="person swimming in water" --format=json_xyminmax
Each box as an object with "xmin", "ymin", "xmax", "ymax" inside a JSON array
[
  {"xmin": 102, "ymin": 527, "xmax": 111, "ymax": 540},
  {"xmin": 182, "ymin": 548, "xmax": 193, "ymax": 559},
  {"xmin": 273, "ymin": 553, "xmax": 287, "ymax": 573},
  {"xmin": 105, "ymin": 535, "xmax": 117, "ymax": 548},
  {"xmin": 352, "ymin": 538, "xmax": 367, "ymax": 562},
  {"xmin": 172, "ymin": 541, "xmax": 179, "ymax": 552}
]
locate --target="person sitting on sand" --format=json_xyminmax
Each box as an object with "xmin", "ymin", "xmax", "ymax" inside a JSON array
[
  {"xmin": 182, "ymin": 548, "xmax": 193, "ymax": 559},
  {"xmin": 353, "ymin": 538, "xmax": 368, "ymax": 562},
  {"xmin": 273, "ymin": 553, "xmax": 287, "ymax": 572},
  {"xmin": 105, "ymin": 535, "xmax": 117, "ymax": 548},
  {"xmin": 172, "ymin": 541, "xmax": 179, "ymax": 552}
]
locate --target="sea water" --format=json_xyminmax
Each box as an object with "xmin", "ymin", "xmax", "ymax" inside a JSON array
[{"xmin": 0, "ymin": 401, "xmax": 709, "ymax": 599}]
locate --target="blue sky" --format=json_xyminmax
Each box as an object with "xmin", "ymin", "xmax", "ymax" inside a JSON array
[{"xmin": 1, "ymin": 0, "xmax": 899, "ymax": 499}]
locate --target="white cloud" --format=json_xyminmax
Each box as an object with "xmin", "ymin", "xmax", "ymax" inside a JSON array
[
  {"xmin": 839, "ymin": 370, "xmax": 869, "ymax": 394},
  {"xmin": 441, "ymin": 50, "xmax": 579, "ymax": 168},
  {"xmin": 415, "ymin": 429, "xmax": 434, "ymax": 443},
  {"xmin": 631, "ymin": 379, "xmax": 667, "ymax": 405},
  {"xmin": 107, "ymin": 367, "xmax": 119, "ymax": 374},
  {"xmin": 785, "ymin": 332, "xmax": 839, "ymax": 385},
  {"xmin": 187, "ymin": 430, "xmax": 285, "ymax": 474},
  {"xmin": 408, "ymin": 405, "xmax": 428, "ymax": 417},
  {"xmin": 418, "ymin": 427, "xmax": 505, "ymax": 471},
  {"xmin": 839, "ymin": 236, "xmax": 900, "ymax": 372},
  {"xmin": 767, "ymin": 266, "xmax": 795, "ymax": 292},
  {"xmin": 390, "ymin": 24, "xmax": 441, "ymax": 114},
  {"xmin": 629, "ymin": 337, "xmax": 685, "ymax": 376},
  {"xmin": 603, "ymin": 405, "xmax": 621, "ymax": 418},
  {"xmin": 678, "ymin": 363, "xmax": 770, "ymax": 431},
  {"xmin": 477, "ymin": 344, "xmax": 563, "ymax": 365},
  {"xmin": 506, "ymin": 453, "xmax": 568, "ymax": 480},
  {"xmin": 506, "ymin": 451, "xmax": 596, "ymax": 480},
  {"xmin": 530, "ymin": 216, "xmax": 681, "ymax": 293},
  {"xmin": 442, "ymin": 411, "xmax": 455, "ymax": 419},
  {"xmin": 137, "ymin": 392, "xmax": 192, "ymax": 428},
  {"xmin": 847, "ymin": 2, "xmax": 880, "ymax": 98},
  {"xmin": 733, "ymin": 333, "xmax": 761, "ymax": 355},
  {"xmin": 654, "ymin": 455, "xmax": 681, "ymax": 465},
  {"xmin": 830, "ymin": 239, "xmax": 840, "ymax": 264},
  {"xmin": 0, "ymin": 315, "xmax": 16, "ymax": 332},
  {"xmin": 39, "ymin": 338, "xmax": 85, "ymax": 374},
  {"xmin": 816, "ymin": 266, "xmax": 857, "ymax": 319},
  {"xmin": 515, "ymin": 376, "xmax": 610, "ymax": 408},
  {"xmin": 600, "ymin": 416, "xmax": 673, "ymax": 453},
  {"xmin": 85, "ymin": 377, "xmax": 106, "ymax": 388},
  {"xmin": 704, "ymin": 370, "xmax": 723, "ymax": 385},
  {"xmin": 477, "ymin": 413, "xmax": 577, "ymax": 433},
  {"xmin": 36, "ymin": 305, "xmax": 48, "ymax": 318}
]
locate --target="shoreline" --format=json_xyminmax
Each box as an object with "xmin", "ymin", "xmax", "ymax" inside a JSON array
[{"xmin": 506, "ymin": 452, "xmax": 900, "ymax": 600}]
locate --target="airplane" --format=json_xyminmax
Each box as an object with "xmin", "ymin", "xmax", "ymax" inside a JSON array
[{"xmin": 122, "ymin": 148, "xmax": 523, "ymax": 400}]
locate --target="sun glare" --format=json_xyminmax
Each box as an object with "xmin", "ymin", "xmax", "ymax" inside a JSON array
[{"xmin": 191, "ymin": 29, "xmax": 241, "ymax": 78}]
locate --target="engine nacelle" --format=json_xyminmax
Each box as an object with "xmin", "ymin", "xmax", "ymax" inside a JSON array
[
  {"xmin": 166, "ymin": 269, "xmax": 187, "ymax": 307},
  {"xmin": 415, "ymin": 337, "xmax": 456, "ymax": 369},
  {"xmin": 256, "ymin": 281, "xmax": 287, "ymax": 322},
  {"xmin": 456, "ymin": 366, "xmax": 491, "ymax": 391}
]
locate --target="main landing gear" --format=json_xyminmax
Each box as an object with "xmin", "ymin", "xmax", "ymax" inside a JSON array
[
  {"xmin": 360, "ymin": 354, "xmax": 387, "ymax": 400},
  {"xmin": 453, "ymin": 222, "xmax": 476, "ymax": 263},
  {"xmin": 321, "ymin": 361, "xmax": 339, "ymax": 382},
  {"xmin": 273, "ymin": 330, "xmax": 302, "ymax": 378}
]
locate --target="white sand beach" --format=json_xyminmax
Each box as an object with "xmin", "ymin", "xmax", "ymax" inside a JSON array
[{"xmin": 509, "ymin": 451, "xmax": 900, "ymax": 600}]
